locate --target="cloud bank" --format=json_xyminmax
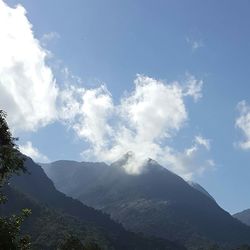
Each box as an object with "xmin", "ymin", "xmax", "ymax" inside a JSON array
[
  {"xmin": 0, "ymin": 0, "xmax": 212, "ymax": 179},
  {"xmin": 0, "ymin": 1, "xmax": 58, "ymax": 132}
]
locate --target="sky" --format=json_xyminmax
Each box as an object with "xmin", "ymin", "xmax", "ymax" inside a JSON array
[{"xmin": 1, "ymin": 0, "xmax": 250, "ymax": 214}]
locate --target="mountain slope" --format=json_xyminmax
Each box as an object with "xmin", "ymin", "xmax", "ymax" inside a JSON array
[
  {"xmin": 1, "ymin": 186, "xmax": 112, "ymax": 249},
  {"xmin": 234, "ymin": 209, "xmax": 250, "ymax": 226},
  {"xmin": 188, "ymin": 181, "xmax": 215, "ymax": 201},
  {"xmin": 42, "ymin": 157, "xmax": 250, "ymax": 248},
  {"xmin": 9, "ymin": 157, "xmax": 184, "ymax": 250}
]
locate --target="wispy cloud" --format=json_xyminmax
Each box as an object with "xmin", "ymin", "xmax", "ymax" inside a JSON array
[
  {"xmin": 195, "ymin": 135, "xmax": 210, "ymax": 150},
  {"xmin": 184, "ymin": 74, "xmax": 203, "ymax": 101},
  {"xmin": 41, "ymin": 31, "xmax": 60, "ymax": 44},
  {"xmin": 19, "ymin": 141, "xmax": 49, "ymax": 162},
  {"xmin": 235, "ymin": 101, "xmax": 250, "ymax": 150},
  {"xmin": 186, "ymin": 37, "xmax": 204, "ymax": 51},
  {"xmin": 164, "ymin": 136, "xmax": 214, "ymax": 180}
]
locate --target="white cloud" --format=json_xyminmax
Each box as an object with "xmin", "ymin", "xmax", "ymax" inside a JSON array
[
  {"xmin": 120, "ymin": 75, "xmax": 187, "ymax": 140},
  {"xmin": 164, "ymin": 136, "xmax": 213, "ymax": 180},
  {"xmin": 195, "ymin": 135, "xmax": 210, "ymax": 150},
  {"xmin": 184, "ymin": 74, "xmax": 203, "ymax": 102},
  {"xmin": 77, "ymin": 74, "xmax": 189, "ymax": 165},
  {"xmin": 19, "ymin": 141, "xmax": 49, "ymax": 162},
  {"xmin": 0, "ymin": 1, "xmax": 212, "ymax": 180},
  {"xmin": 186, "ymin": 37, "xmax": 204, "ymax": 51},
  {"xmin": 41, "ymin": 31, "xmax": 60, "ymax": 45},
  {"xmin": 58, "ymin": 85, "xmax": 84, "ymax": 122},
  {"xmin": 72, "ymin": 86, "xmax": 114, "ymax": 148},
  {"xmin": 62, "ymin": 74, "xmax": 212, "ymax": 179},
  {"xmin": 0, "ymin": 0, "xmax": 58, "ymax": 132},
  {"xmin": 235, "ymin": 101, "xmax": 250, "ymax": 150}
]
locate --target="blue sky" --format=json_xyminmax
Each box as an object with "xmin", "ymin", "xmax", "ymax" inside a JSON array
[{"xmin": 1, "ymin": 0, "xmax": 250, "ymax": 214}]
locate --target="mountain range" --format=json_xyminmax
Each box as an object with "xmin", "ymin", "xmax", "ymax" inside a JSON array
[
  {"xmin": 42, "ymin": 153, "xmax": 250, "ymax": 249},
  {"xmin": 5, "ymin": 156, "xmax": 184, "ymax": 250}
]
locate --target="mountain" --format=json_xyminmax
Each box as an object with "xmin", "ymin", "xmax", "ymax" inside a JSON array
[
  {"xmin": 2, "ymin": 185, "xmax": 113, "ymax": 249},
  {"xmin": 42, "ymin": 156, "xmax": 250, "ymax": 248},
  {"xmin": 7, "ymin": 156, "xmax": 184, "ymax": 250},
  {"xmin": 188, "ymin": 181, "xmax": 215, "ymax": 201},
  {"xmin": 234, "ymin": 209, "xmax": 250, "ymax": 226}
]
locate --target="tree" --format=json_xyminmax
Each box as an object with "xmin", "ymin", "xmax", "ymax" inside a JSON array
[
  {"xmin": 58, "ymin": 234, "xmax": 84, "ymax": 250},
  {"xmin": 233, "ymin": 245, "xmax": 250, "ymax": 250},
  {"xmin": 84, "ymin": 241, "xmax": 101, "ymax": 250},
  {"xmin": 0, "ymin": 110, "xmax": 31, "ymax": 249},
  {"xmin": 58, "ymin": 234, "xmax": 102, "ymax": 250},
  {"xmin": 0, "ymin": 208, "xmax": 31, "ymax": 249},
  {"xmin": 0, "ymin": 110, "xmax": 26, "ymax": 188}
]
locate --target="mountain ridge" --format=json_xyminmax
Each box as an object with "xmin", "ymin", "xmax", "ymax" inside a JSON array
[
  {"xmin": 8, "ymin": 156, "xmax": 184, "ymax": 250},
  {"xmin": 42, "ymin": 157, "xmax": 250, "ymax": 248},
  {"xmin": 234, "ymin": 209, "xmax": 250, "ymax": 226}
]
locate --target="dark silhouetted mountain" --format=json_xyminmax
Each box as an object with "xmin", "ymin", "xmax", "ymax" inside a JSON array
[
  {"xmin": 1, "ymin": 185, "xmax": 113, "ymax": 249},
  {"xmin": 8, "ymin": 156, "xmax": 185, "ymax": 250},
  {"xmin": 234, "ymin": 209, "xmax": 250, "ymax": 226},
  {"xmin": 42, "ymin": 156, "xmax": 250, "ymax": 248}
]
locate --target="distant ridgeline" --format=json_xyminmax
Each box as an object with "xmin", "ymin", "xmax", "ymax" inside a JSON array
[
  {"xmin": 234, "ymin": 209, "xmax": 250, "ymax": 227},
  {"xmin": 41, "ymin": 156, "xmax": 250, "ymax": 250}
]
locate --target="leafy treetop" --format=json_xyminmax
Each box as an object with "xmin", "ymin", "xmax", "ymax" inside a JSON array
[{"xmin": 0, "ymin": 110, "xmax": 26, "ymax": 188}]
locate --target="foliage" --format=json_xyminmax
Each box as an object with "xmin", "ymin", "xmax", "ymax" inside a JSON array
[
  {"xmin": 0, "ymin": 110, "xmax": 26, "ymax": 182},
  {"xmin": 0, "ymin": 110, "xmax": 26, "ymax": 201},
  {"xmin": 0, "ymin": 208, "xmax": 31, "ymax": 249},
  {"xmin": 232, "ymin": 245, "xmax": 250, "ymax": 250},
  {"xmin": 58, "ymin": 234, "xmax": 102, "ymax": 250},
  {"xmin": 58, "ymin": 234, "xmax": 85, "ymax": 250},
  {"xmin": 0, "ymin": 110, "xmax": 30, "ymax": 249},
  {"xmin": 84, "ymin": 241, "xmax": 101, "ymax": 250}
]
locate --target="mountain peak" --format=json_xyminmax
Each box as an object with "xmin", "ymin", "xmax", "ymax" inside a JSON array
[
  {"xmin": 115, "ymin": 152, "xmax": 159, "ymax": 165},
  {"xmin": 146, "ymin": 157, "xmax": 160, "ymax": 165},
  {"xmin": 111, "ymin": 152, "xmax": 164, "ymax": 175},
  {"xmin": 123, "ymin": 151, "xmax": 136, "ymax": 160},
  {"xmin": 111, "ymin": 151, "xmax": 135, "ymax": 167}
]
